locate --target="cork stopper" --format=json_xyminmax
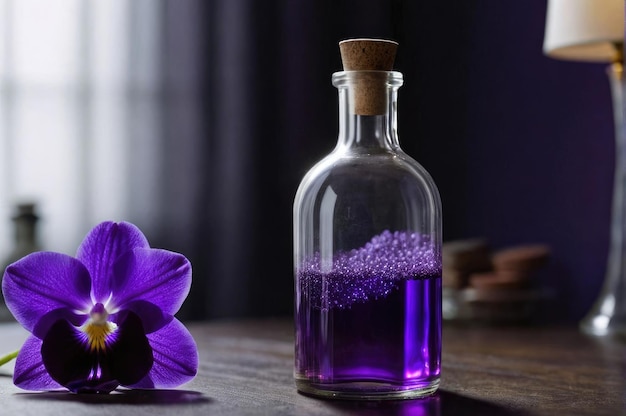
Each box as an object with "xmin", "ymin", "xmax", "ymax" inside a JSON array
[{"xmin": 339, "ymin": 38, "xmax": 398, "ymax": 115}]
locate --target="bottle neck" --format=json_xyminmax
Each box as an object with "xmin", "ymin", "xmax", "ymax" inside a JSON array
[{"xmin": 333, "ymin": 71, "xmax": 403, "ymax": 152}]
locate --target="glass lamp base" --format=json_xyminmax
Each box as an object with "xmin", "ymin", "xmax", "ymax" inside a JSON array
[
  {"xmin": 580, "ymin": 63, "xmax": 626, "ymax": 340},
  {"xmin": 580, "ymin": 309, "xmax": 626, "ymax": 338},
  {"xmin": 295, "ymin": 377, "xmax": 440, "ymax": 401}
]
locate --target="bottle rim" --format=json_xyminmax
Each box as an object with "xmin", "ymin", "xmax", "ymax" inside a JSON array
[{"xmin": 331, "ymin": 70, "xmax": 403, "ymax": 87}]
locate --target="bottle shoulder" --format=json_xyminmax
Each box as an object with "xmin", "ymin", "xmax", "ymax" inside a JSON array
[
  {"xmin": 297, "ymin": 149, "xmax": 438, "ymax": 187},
  {"xmin": 294, "ymin": 150, "xmax": 441, "ymax": 206}
]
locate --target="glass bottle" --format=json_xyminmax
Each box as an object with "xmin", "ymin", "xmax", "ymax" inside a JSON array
[
  {"xmin": 0, "ymin": 203, "xmax": 42, "ymax": 321},
  {"xmin": 293, "ymin": 39, "xmax": 442, "ymax": 400}
]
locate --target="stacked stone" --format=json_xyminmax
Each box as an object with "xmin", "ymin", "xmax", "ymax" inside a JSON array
[
  {"xmin": 443, "ymin": 241, "xmax": 551, "ymax": 290},
  {"xmin": 469, "ymin": 245, "xmax": 551, "ymax": 291},
  {"xmin": 442, "ymin": 239, "xmax": 492, "ymax": 289},
  {"xmin": 443, "ymin": 240, "xmax": 551, "ymax": 323}
]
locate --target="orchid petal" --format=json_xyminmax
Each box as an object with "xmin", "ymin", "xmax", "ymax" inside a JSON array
[
  {"xmin": 13, "ymin": 335, "xmax": 63, "ymax": 391},
  {"xmin": 76, "ymin": 221, "xmax": 149, "ymax": 303},
  {"xmin": 107, "ymin": 311, "xmax": 154, "ymax": 386},
  {"xmin": 126, "ymin": 318, "xmax": 197, "ymax": 389},
  {"xmin": 41, "ymin": 313, "xmax": 152, "ymax": 393},
  {"xmin": 110, "ymin": 248, "xmax": 191, "ymax": 317},
  {"xmin": 112, "ymin": 300, "xmax": 173, "ymax": 334},
  {"xmin": 2, "ymin": 252, "xmax": 92, "ymax": 334},
  {"xmin": 41, "ymin": 319, "xmax": 113, "ymax": 392},
  {"xmin": 32, "ymin": 308, "xmax": 88, "ymax": 340}
]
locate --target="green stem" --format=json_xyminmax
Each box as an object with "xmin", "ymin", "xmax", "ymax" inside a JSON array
[{"xmin": 0, "ymin": 350, "xmax": 18, "ymax": 367}]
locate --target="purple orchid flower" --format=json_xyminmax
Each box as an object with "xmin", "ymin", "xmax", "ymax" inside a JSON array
[{"xmin": 1, "ymin": 221, "xmax": 198, "ymax": 394}]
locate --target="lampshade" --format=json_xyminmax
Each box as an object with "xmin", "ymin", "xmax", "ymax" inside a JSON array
[{"xmin": 543, "ymin": 0, "xmax": 624, "ymax": 62}]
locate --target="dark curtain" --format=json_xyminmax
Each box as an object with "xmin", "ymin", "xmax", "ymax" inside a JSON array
[{"xmin": 147, "ymin": 0, "xmax": 613, "ymax": 322}]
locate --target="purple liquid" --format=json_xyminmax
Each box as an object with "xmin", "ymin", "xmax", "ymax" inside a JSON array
[{"xmin": 295, "ymin": 230, "xmax": 441, "ymax": 396}]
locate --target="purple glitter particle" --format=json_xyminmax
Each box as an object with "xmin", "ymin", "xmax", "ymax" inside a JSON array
[{"xmin": 298, "ymin": 230, "xmax": 441, "ymax": 309}]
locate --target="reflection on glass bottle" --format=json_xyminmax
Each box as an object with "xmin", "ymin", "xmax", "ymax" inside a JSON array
[
  {"xmin": 293, "ymin": 39, "xmax": 442, "ymax": 399},
  {"xmin": 0, "ymin": 203, "xmax": 42, "ymax": 321}
]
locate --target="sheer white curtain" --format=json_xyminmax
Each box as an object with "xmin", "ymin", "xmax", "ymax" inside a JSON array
[{"xmin": 0, "ymin": 0, "xmax": 162, "ymax": 256}]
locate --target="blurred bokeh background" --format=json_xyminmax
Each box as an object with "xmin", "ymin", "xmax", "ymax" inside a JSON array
[{"xmin": 0, "ymin": 0, "xmax": 615, "ymax": 322}]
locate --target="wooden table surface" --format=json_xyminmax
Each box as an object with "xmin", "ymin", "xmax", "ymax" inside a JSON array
[{"xmin": 0, "ymin": 319, "xmax": 624, "ymax": 415}]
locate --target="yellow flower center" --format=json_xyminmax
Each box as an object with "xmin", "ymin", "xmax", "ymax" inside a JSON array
[{"xmin": 81, "ymin": 303, "xmax": 118, "ymax": 352}]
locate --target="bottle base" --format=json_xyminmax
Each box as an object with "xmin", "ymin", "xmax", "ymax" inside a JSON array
[{"xmin": 295, "ymin": 377, "xmax": 440, "ymax": 401}]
